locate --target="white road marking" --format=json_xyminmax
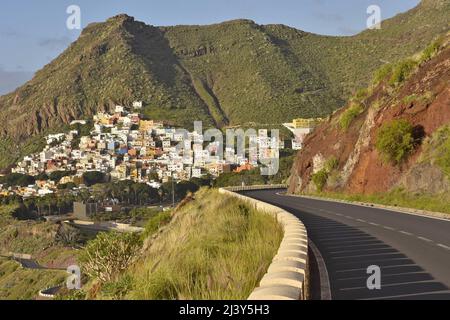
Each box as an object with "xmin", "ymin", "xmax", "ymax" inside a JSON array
[
  {"xmin": 417, "ymin": 236, "xmax": 433, "ymax": 243},
  {"xmin": 284, "ymin": 193, "xmax": 450, "ymax": 223},
  {"xmin": 400, "ymin": 231, "xmax": 413, "ymax": 236},
  {"xmin": 383, "ymin": 226, "xmax": 395, "ymax": 231},
  {"xmin": 356, "ymin": 219, "xmax": 367, "ymax": 223},
  {"xmin": 437, "ymin": 243, "xmax": 450, "ymax": 250},
  {"xmin": 369, "ymin": 222, "xmax": 380, "ymax": 226}
]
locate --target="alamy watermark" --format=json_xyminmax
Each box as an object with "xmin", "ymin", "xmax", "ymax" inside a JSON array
[
  {"xmin": 367, "ymin": 265, "xmax": 381, "ymax": 290},
  {"xmin": 66, "ymin": 5, "xmax": 81, "ymax": 30},
  {"xmin": 173, "ymin": 122, "xmax": 281, "ymax": 176},
  {"xmin": 66, "ymin": 265, "xmax": 81, "ymax": 290},
  {"xmin": 367, "ymin": 5, "xmax": 382, "ymax": 30}
]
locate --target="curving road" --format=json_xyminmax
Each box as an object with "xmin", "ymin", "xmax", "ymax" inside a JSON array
[{"xmin": 241, "ymin": 189, "xmax": 450, "ymax": 300}]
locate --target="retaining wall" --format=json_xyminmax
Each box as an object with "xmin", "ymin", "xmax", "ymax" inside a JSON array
[{"xmin": 219, "ymin": 186, "xmax": 309, "ymax": 300}]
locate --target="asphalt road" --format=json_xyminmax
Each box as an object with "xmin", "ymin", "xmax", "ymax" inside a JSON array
[{"xmin": 241, "ymin": 189, "xmax": 450, "ymax": 300}]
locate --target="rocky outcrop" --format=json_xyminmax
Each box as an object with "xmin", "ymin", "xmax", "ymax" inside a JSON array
[{"xmin": 289, "ymin": 38, "xmax": 450, "ymax": 195}]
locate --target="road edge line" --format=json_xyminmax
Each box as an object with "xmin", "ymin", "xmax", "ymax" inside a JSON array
[
  {"xmin": 309, "ymin": 239, "xmax": 332, "ymax": 300},
  {"xmin": 282, "ymin": 193, "xmax": 450, "ymax": 223}
]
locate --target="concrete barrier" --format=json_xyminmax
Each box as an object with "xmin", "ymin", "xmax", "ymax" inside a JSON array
[
  {"xmin": 219, "ymin": 185, "xmax": 309, "ymax": 300},
  {"xmin": 39, "ymin": 286, "xmax": 62, "ymax": 299},
  {"xmin": 66, "ymin": 220, "xmax": 144, "ymax": 233},
  {"xmin": 10, "ymin": 253, "xmax": 32, "ymax": 260}
]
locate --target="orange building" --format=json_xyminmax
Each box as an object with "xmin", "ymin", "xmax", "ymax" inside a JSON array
[{"xmin": 234, "ymin": 163, "xmax": 254, "ymax": 173}]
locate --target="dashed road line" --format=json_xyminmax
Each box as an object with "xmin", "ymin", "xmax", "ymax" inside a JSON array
[
  {"xmin": 310, "ymin": 208, "xmax": 448, "ymax": 252},
  {"xmin": 437, "ymin": 243, "xmax": 450, "ymax": 250},
  {"xmin": 417, "ymin": 236, "xmax": 433, "ymax": 243}
]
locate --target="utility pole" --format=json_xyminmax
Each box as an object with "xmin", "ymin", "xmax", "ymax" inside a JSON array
[{"xmin": 171, "ymin": 172, "xmax": 175, "ymax": 208}]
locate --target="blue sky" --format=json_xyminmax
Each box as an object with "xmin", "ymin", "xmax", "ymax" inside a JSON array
[{"xmin": 0, "ymin": 0, "xmax": 420, "ymax": 94}]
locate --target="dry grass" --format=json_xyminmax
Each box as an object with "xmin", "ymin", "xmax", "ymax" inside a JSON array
[{"xmin": 115, "ymin": 188, "xmax": 283, "ymax": 300}]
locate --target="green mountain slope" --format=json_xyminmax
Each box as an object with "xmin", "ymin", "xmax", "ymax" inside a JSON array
[{"xmin": 0, "ymin": 0, "xmax": 448, "ymax": 169}]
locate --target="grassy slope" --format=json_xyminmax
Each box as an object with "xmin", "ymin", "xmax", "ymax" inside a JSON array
[
  {"xmin": 93, "ymin": 188, "xmax": 283, "ymax": 300},
  {"xmin": 0, "ymin": 206, "xmax": 77, "ymax": 299},
  {"xmin": 316, "ymin": 191, "xmax": 450, "ymax": 215},
  {"xmin": 0, "ymin": 258, "xmax": 66, "ymax": 300},
  {"xmin": 0, "ymin": 214, "xmax": 57, "ymax": 256}
]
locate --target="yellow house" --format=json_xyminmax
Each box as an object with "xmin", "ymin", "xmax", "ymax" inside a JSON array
[
  {"xmin": 293, "ymin": 118, "xmax": 323, "ymax": 129},
  {"xmin": 130, "ymin": 168, "xmax": 139, "ymax": 179},
  {"xmin": 139, "ymin": 120, "xmax": 154, "ymax": 132}
]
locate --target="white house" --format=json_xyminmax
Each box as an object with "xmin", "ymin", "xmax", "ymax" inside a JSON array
[
  {"xmin": 133, "ymin": 101, "xmax": 143, "ymax": 109},
  {"xmin": 115, "ymin": 105, "xmax": 125, "ymax": 113}
]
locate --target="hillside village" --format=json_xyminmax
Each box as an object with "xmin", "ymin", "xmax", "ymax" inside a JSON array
[{"xmin": 2, "ymin": 102, "xmax": 285, "ymax": 198}]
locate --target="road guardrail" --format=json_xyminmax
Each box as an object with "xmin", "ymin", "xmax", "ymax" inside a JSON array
[{"xmin": 219, "ymin": 185, "xmax": 309, "ymax": 300}]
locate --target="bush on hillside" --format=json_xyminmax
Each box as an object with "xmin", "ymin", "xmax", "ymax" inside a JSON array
[
  {"xmin": 388, "ymin": 59, "xmax": 418, "ymax": 86},
  {"xmin": 422, "ymin": 126, "xmax": 450, "ymax": 177},
  {"xmin": 420, "ymin": 37, "xmax": 444, "ymax": 63},
  {"xmin": 354, "ymin": 88, "xmax": 369, "ymax": 101},
  {"xmin": 79, "ymin": 232, "xmax": 142, "ymax": 283},
  {"xmin": 311, "ymin": 169, "xmax": 329, "ymax": 192},
  {"xmin": 375, "ymin": 120, "xmax": 415, "ymax": 165},
  {"xmin": 373, "ymin": 64, "xmax": 393, "ymax": 85},
  {"xmin": 339, "ymin": 104, "xmax": 363, "ymax": 130},
  {"xmin": 436, "ymin": 139, "xmax": 450, "ymax": 177},
  {"xmin": 142, "ymin": 211, "xmax": 172, "ymax": 239},
  {"xmin": 324, "ymin": 156, "xmax": 339, "ymax": 172}
]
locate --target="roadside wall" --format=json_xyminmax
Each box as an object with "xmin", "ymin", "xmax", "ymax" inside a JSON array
[{"xmin": 219, "ymin": 185, "xmax": 309, "ymax": 300}]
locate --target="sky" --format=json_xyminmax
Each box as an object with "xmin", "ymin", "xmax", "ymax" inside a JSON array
[{"xmin": 0, "ymin": 0, "xmax": 421, "ymax": 94}]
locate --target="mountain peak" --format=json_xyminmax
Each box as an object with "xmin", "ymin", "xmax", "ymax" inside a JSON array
[{"xmin": 107, "ymin": 14, "xmax": 135, "ymax": 23}]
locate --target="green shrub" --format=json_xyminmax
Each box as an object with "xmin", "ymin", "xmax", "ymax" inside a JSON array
[
  {"xmin": 403, "ymin": 91, "xmax": 435, "ymax": 106},
  {"xmin": 375, "ymin": 120, "xmax": 415, "ymax": 165},
  {"xmin": 402, "ymin": 94, "xmax": 418, "ymax": 105},
  {"xmin": 373, "ymin": 64, "xmax": 393, "ymax": 84},
  {"xmin": 312, "ymin": 169, "xmax": 329, "ymax": 192},
  {"xmin": 101, "ymin": 274, "xmax": 134, "ymax": 300},
  {"xmin": 423, "ymin": 126, "xmax": 450, "ymax": 177},
  {"xmin": 324, "ymin": 156, "xmax": 339, "ymax": 172},
  {"xmin": 420, "ymin": 38, "xmax": 443, "ymax": 63},
  {"xmin": 79, "ymin": 232, "xmax": 142, "ymax": 283},
  {"xmin": 142, "ymin": 211, "xmax": 172, "ymax": 238},
  {"xmin": 339, "ymin": 104, "xmax": 363, "ymax": 130},
  {"xmin": 354, "ymin": 88, "xmax": 369, "ymax": 101},
  {"xmin": 388, "ymin": 59, "xmax": 418, "ymax": 86}
]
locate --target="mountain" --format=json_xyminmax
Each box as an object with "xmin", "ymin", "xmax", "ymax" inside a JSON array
[
  {"xmin": 0, "ymin": 0, "xmax": 449, "ymax": 169},
  {"xmin": 288, "ymin": 33, "xmax": 450, "ymax": 199}
]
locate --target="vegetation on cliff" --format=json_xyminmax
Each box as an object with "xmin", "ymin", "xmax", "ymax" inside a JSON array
[{"xmin": 289, "ymin": 32, "xmax": 450, "ymax": 213}]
